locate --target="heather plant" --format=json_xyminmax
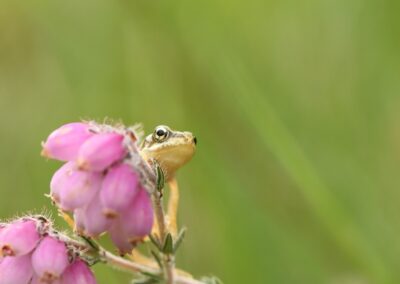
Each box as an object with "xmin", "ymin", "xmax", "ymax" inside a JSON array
[{"xmin": 0, "ymin": 121, "xmax": 221, "ymax": 284}]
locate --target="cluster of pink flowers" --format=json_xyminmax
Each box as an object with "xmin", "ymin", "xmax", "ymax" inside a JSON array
[
  {"xmin": 0, "ymin": 217, "xmax": 96, "ymax": 284},
  {"xmin": 41, "ymin": 122, "xmax": 154, "ymax": 254}
]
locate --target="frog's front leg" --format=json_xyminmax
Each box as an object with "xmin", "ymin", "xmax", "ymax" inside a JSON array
[{"xmin": 166, "ymin": 177, "xmax": 179, "ymax": 237}]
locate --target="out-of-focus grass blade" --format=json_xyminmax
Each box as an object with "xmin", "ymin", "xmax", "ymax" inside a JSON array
[{"xmin": 210, "ymin": 53, "xmax": 391, "ymax": 283}]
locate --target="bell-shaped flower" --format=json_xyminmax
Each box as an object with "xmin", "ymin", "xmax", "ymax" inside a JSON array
[
  {"xmin": 77, "ymin": 133, "xmax": 126, "ymax": 172},
  {"xmin": 110, "ymin": 189, "xmax": 153, "ymax": 251},
  {"xmin": 42, "ymin": 123, "xmax": 93, "ymax": 161},
  {"xmin": 32, "ymin": 236, "xmax": 70, "ymax": 283},
  {"xmin": 50, "ymin": 161, "xmax": 75, "ymax": 203},
  {"xmin": 0, "ymin": 220, "xmax": 40, "ymax": 257},
  {"xmin": 108, "ymin": 221, "xmax": 133, "ymax": 255},
  {"xmin": 58, "ymin": 169, "xmax": 102, "ymax": 211},
  {"xmin": 82, "ymin": 194, "xmax": 112, "ymax": 237},
  {"xmin": 100, "ymin": 163, "xmax": 140, "ymax": 218},
  {"xmin": 121, "ymin": 189, "xmax": 153, "ymax": 240},
  {"xmin": 0, "ymin": 254, "xmax": 33, "ymax": 284},
  {"xmin": 61, "ymin": 259, "xmax": 97, "ymax": 284}
]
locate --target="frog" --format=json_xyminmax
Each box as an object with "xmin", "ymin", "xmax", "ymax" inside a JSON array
[
  {"xmin": 140, "ymin": 125, "xmax": 197, "ymax": 237},
  {"xmin": 140, "ymin": 125, "xmax": 197, "ymax": 181}
]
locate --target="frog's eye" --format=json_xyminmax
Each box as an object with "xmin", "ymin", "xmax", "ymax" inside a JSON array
[{"xmin": 153, "ymin": 126, "xmax": 169, "ymax": 142}]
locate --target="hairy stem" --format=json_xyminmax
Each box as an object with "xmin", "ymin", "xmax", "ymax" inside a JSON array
[
  {"xmin": 102, "ymin": 249, "xmax": 200, "ymax": 284},
  {"xmin": 65, "ymin": 237, "xmax": 202, "ymax": 284},
  {"xmin": 151, "ymin": 193, "xmax": 167, "ymax": 242},
  {"xmin": 151, "ymin": 190, "xmax": 176, "ymax": 284}
]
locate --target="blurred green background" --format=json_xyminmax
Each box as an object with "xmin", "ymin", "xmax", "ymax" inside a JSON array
[{"xmin": 1, "ymin": 0, "xmax": 400, "ymax": 283}]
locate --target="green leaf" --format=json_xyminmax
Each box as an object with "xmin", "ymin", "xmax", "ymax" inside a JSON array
[
  {"xmin": 149, "ymin": 234, "xmax": 162, "ymax": 251},
  {"xmin": 162, "ymin": 233, "xmax": 174, "ymax": 254},
  {"xmin": 80, "ymin": 236, "xmax": 99, "ymax": 251},
  {"xmin": 173, "ymin": 227, "xmax": 187, "ymax": 253},
  {"xmin": 151, "ymin": 250, "xmax": 163, "ymax": 269},
  {"xmin": 133, "ymin": 271, "xmax": 163, "ymax": 284},
  {"xmin": 155, "ymin": 163, "xmax": 165, "ymax": 191}
]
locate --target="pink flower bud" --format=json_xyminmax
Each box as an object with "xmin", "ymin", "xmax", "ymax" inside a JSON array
[
  {"xmin": 32, "ymin": 236, "xmax": 69, "ymax": 283},
  {"xmin": 123, "ymin": 189, "xmax": 153, "ymax": 239},
  {"xmin": 50, "ymin": 162, "xmax": 75, "ymax": 203},
  {"xmin": 77, "ymin": 133, "xmax": 126, "ymax": 172},
  {"xmin": 42, "ymin": 123, "xmax": 93, "ymax": 161},
  {"xmin": 58, "ymin": 169, "xmax": 102, "ymax": 211},
  {"xmin": 100, "ymin": 163, "xmax": 140, "ymax": 218},
  {"xmin": 0, "ymin": 254, "xmax": 33, "ymax": 284},
  {"xmin": 108, "ymin": 221, "xmax": 133, "ymax": 255},
  {"xmin": 0, "ymin": 220, "xmax": 40, "ymax": 257},
  {"xmin": 82, "ymin": 194, "xmax": 112, "ymax": 237},
  {"xmin": 113, "ymin": 189, "xmax": 153, "ymax": 248},
  {"xmin": 61, "ymin": 259, "xmax": 96, "ymax": 284}
]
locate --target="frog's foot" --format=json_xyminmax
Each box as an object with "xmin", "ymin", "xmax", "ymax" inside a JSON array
[{"xmin": 167, "ymin": 177, "xmax": 179, "ymax": 237}]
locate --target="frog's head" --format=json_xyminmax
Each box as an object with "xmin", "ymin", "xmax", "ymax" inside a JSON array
[{"xmin": 140, "ymin": 125, "xmax": 197, "ymax": 180}]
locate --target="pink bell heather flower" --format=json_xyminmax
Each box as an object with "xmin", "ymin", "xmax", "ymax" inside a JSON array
[
  {"xmin": 42, "ymin": 121, "xmax": 157, "ymax": 253},
  {"xmin": 121, "ymin": 189, "xmax": 154, "ymax": 240},
  {"xmin": 100, "ymin": 163, "xmax": 140, "ymax": 218},
  {"xmin": 0, "ymin": 254, "xmax": 33, "ymax": 284},
  {"xmin": 77, "ymin": 133, "xmax": 126, "ymax": 172},
  {"xmin": 32, "ymin": 236, "xmax": 70, "ymax": 283},
  {"xmin": 61, "ymin": 259, "xmax": 96, "ymax": 284},
  {"xmin": 82, "ymin": 194, "xmax": 112, "ymax": 237},
  {"xmin": 108, "ymin": 221, "xmax": 133, "ymax": 255},
  {"xmin": 110, "ymin": 189, "xmax": 153, "ymax": 252},
  {"xmin": 0, "ymin": 216, "xmax": 99, "ymax": 284},
  {"xmin": 0, "ymin": 220, "xmax": 40, "ymax": 257},
  {"xmin": 50, "ymin": 161, "xmax": 75, "ymax": 203},
  {"xmin": 58, "ymin": 169, "xmax": 102, "ymax": 211},
  {"xmin": 42, "ymin": 123, "xmax": 93, "ymax": 161}
]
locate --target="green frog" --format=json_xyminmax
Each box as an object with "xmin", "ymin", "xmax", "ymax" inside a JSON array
[
  {"xmin": 140, "ymin": 125, "xmax": 197, "ymax": 181},
  {"xmin": 140, "ymin": 125, "xmax": 197, "ymax": 237}
]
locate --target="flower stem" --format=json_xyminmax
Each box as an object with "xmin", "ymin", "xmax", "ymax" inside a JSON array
[
  {"xmin": 151, "ymin": 190, "xmax": 176, "ymax": 284},
  {"xmin": 65, "ymin": 236, "xmax": 203, "ymax": 284},
  {"xmin": 101, "ymin": 248, "xmax": 202, "ymax": 284},
  {"xmin": 151, "ymin": 193, "xmax": 167, "ymax": 242}
]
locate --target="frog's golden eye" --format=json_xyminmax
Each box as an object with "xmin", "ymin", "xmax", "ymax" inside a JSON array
[{"xmin": 153, "ymin": 126, "xmax": 169, "ymax": 142}]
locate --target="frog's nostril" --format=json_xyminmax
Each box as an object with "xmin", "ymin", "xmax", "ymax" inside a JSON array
[{"xmin": 193, "ymin": 136, "xmax": 197, "ymax": 145}]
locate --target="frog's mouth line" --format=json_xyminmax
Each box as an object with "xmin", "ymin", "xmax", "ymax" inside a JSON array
[{"xmin": 147, "ymin": 140, "xmax": 196, "ymax": 154}]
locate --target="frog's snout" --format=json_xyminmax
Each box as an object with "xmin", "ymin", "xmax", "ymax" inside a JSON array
[{"xmin": 193, "ymin": 136, "xmax": 197, "ymax": 145}]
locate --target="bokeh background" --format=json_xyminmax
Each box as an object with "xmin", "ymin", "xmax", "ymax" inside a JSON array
[{"xmin": 1, "ymin": 0, "xmax": 400, "ymax": 283}]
